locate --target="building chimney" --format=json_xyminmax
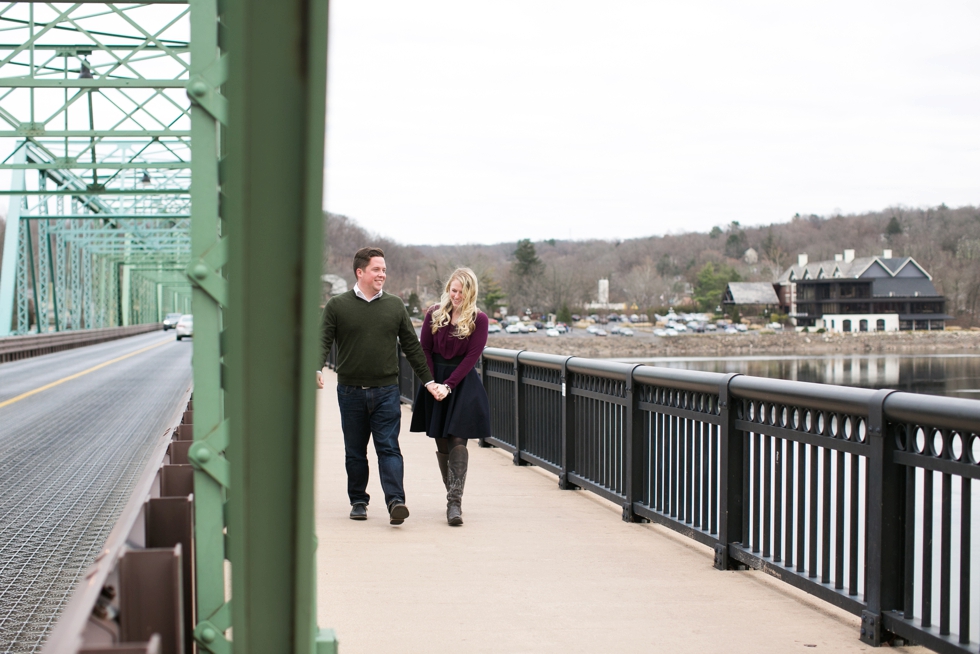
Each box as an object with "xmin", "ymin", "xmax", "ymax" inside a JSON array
[
  {"xmin": 844, "ymin": 249, "xmax": 855, "ymax": 262},
  {"xmin": 798, "ymin": 253, "xmax": 808, "ymax": 267},
  {"xmin": 835, "ymin": 254, "xmax": 843, "ymax": 262},
  {"xmin": 882, "ymin": 249, "xmax": 892, "ymax": 259}
]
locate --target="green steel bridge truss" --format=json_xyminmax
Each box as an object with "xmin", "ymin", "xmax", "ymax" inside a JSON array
[
  {"xmin": 0, "ymin": 1, "xmax": 333, "ymax": 652},
  {"xmin": 0, "ymin": 2, "xmax": 194, "ymax": 335}
]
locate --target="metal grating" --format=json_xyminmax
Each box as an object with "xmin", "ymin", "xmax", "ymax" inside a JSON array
[{"xmin": 0, "ymin": 333, "xmax": 191, "ymax": 653}]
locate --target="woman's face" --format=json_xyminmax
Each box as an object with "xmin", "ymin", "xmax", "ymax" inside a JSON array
[{"xmin": 449, "ymin": 279, "xmax": 464, "ymax": 308}]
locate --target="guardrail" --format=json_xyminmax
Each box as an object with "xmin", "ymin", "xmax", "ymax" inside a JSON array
[
  {"xmin": 0, "ymin": 324, "xmax": 164, "ymax": 363},
  {"xmin": 387, "ymin": 345, "xmax": 980, "ymax": 653},
  {"xmin": 41, "ymin": 392, "xmax": 196, "ymax": 654}
]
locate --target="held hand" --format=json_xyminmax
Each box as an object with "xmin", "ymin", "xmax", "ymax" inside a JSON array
[
  {"xmin": 427, "ymin": 383, "xmax": 444, "ymax": 401},
  {"xmin": 316, "ymin": 370, "xmax": 324, "ymax": 389}
]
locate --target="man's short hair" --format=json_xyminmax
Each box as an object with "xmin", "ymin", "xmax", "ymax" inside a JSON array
[{"xmin": 352, "ymin": 247, "xmax": 385, "ymax": 276}]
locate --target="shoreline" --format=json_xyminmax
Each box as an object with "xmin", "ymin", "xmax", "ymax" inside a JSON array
[{"xmin": 486, "ymin": 330, "xmax": 980, "ymax": 360}]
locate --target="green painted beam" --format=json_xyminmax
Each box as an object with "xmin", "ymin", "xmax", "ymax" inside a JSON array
[
  {"xmin": 0, "ymin": 79, "xmax": 188, "ymax": 88},
  {"xmin": 20, "ymin": 214, "xmax": 190, "ymax": 219},
  {"xmin": 0, "ymin": 188, "xmax": 190, "ymax": 195},
  {"xmin": 0, "ymin": 163, "xmax": 190, "ymax": 170},
  {"xmin": 223, "ymin": 0, "xmax": 329, "ymax": 650}
]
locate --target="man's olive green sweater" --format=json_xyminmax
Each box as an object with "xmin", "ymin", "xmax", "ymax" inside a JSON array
[{"xmin": 320, "ymin": 290, "xmax": 433, "ymax": 387}]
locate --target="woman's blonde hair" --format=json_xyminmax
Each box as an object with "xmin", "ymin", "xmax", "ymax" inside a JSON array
[{"xmin": 430, "ymin": 268, "xmax": 479, "ymax": 338}]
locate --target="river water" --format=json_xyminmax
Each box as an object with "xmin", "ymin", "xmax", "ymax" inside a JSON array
[{"xmin": 615, "ymin": 353, "xmax": 980, "ymax": 398}]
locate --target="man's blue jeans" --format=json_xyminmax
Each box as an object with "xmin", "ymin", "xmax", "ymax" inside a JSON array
[{"xmin": 336, "ymin": 383, "xmax": 405, "ymax": 508}]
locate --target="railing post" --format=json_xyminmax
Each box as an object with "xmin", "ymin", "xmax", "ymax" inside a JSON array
[
  {"xmin": 513, "ymin": 351, "xmax": 527, "ymax": 465},
  {"xmin": 861, "ymin": 389, "xmax": 902, "ymax": 646},
  {"xmin": 559, "ymin": 357, "xmax": 578, "ymax": 489},
  {"xmin": 623, "ymin": 365, "xmax": 645, "ymax": 522},
  {"xmin": 715, "ymin": 373, "xmax": 743, "ymax": 570},
  {"xmin": 478, "ymin": 352, "xmax": 491, "ymax": 448}
]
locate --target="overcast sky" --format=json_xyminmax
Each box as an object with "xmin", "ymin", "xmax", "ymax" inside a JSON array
[{"xmin": 324, "ymin": 1, "xmax": 980, "ymax": 246}]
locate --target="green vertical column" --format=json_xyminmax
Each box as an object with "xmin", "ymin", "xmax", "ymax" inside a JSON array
[
  {"xmin": 223, "ymin": 0, "xmax": 332, "ymax": 651},
  {"xmin": 185, "ymin": 0, "xmax": 232, "ymax": 651}
]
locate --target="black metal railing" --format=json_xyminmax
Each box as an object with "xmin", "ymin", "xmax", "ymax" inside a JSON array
[{"xmin": 345, "ymin": 344, "xmax": 980, "ymax": 653}]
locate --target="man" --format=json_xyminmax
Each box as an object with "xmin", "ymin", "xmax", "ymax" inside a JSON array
[{"xmin": 318, "ymin": 247, "xmax": 435, "ymax": 525}]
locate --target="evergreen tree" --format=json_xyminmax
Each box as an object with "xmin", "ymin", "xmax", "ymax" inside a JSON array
[
  {"xmin": 886, "ymin": 216, "xmax": 903, "ymax": 237},
  {"xmin": 693, "ymin": 262, "xmax": 741, "ymax": 312},
  {"xmin": 479, "ymin": 272, "xmax": 506, "ymax": 315},
  {"xmin": 557, "ymin": 303, "xmax": 573, "ymax": 324}
]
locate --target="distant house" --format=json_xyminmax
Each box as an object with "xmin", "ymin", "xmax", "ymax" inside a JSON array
[
  {"xmin": 777, "ymin": 249, "xmax": 950, "ymax": 333},
  {"xmin": 722, "ymin": 282, "xmax": 781, "ymax": 315}
]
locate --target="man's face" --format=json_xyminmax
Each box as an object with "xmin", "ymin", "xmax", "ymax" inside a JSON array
[{"xmin": 356, "ymin": 256, "xmax": 386, "ymax": 294}]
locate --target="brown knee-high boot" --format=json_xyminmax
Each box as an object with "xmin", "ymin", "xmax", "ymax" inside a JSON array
[
  {"xmin": 435, "ymin": 451, "xmax": 449, "ymax": 489},
  {"xmin": 446, "ymin": 445, "xmax": 468, "ymax": 526}
]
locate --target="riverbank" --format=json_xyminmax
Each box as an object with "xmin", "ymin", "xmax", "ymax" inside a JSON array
[{"xmin": 486, "ymin": 329, "xmax": 980, "ymax": 359}]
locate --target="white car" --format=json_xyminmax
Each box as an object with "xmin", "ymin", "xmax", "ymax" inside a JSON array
[
  {"xmin": 595, "ymin": 328, "xmax": 608, "ymax": 337},
  {"xmin": 653, "ymin": 328, "xmax": 667, "ymax": 337},
  {"xmin": 665, "ymin": 328, "xmax": 678, "ymax": 336},
  {"xmin": 505, "ymin": 324, "xmax": 522, "ymax": 334},
  {"xmin": 175, "ymin": 314, "xmax": 193, "ymax": 340},
  {"xmin": 546, "ymin": 328, "xmax": 560, "ymax": 337},
  {"xmin": 487, "ymin": 323, "xmax": 502, "ymax": 334},
  {"xmin": 526, "ymin": 325, "xmax": 537, "ymax": 333},
  {"xmin": 620, "ymin": 327, "xmax": 634, "ymax": 337}
]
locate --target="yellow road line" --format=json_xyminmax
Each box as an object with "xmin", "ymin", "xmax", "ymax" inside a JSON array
[{"xmin": 0, "ymin": 338, "xmax": 173, "ymax": 410}]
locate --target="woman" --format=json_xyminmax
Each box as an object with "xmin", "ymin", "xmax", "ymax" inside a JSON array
[{"xmin": 411, "ymin": 267, "xmax": 491, "ymax": 526}]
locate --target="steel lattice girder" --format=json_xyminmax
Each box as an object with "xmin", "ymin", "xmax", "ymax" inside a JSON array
[{"xmin": 0, "ymin": 2, "xmax": 193, "ymax": 336}]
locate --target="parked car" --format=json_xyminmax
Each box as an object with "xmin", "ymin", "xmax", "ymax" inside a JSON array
[
  {"xmin": 620, "ymin": 327, "xmax": 634, "ymax": 337},
  {"xmin": 586, "ymin": 325, "xmax": 599, "ymax": 334},
  {"xmin": 595, "ymin": 328, "xmax": 608, "ymax": 337},
  {"xmin": 505, "ymin": 324, "xmax": 522, "ymax": 334},
  {"xmin": 526, "ymin": 325, "xmax": 537, "ymax": 333},
  {"xmin": 653, "ymin": 328, "xmax": 668, "ymax": 337},
  {"xmin": 175, "ymin": 314, "xmax": 193, "ymax": 340},
  {"xmin": 555, "ymin": 323, "xmax": 568, "ymax": 333},
  {"xmin": 162, "ymin": 312, "xmax": 182, "ymax": 330},
  {"xmin": 546, "ymin": 328, "xmax": 560, "ymax": 337},
  {"xmin": 533, "ymin": 321, "xmax": 545, "ymax": 330},
  {"xmin": 487, "ymin": 323, "xmax": 502, "ymax": 334}
]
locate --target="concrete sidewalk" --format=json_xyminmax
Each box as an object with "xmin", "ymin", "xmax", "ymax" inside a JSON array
[{"xmin": 315, "ymin": 369, "xmax": 921, "ymax": 653}]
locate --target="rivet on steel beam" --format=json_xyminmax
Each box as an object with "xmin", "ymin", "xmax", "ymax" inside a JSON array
[
  {"xmin": 189, "ymin": 80, "xmax": 209, "ymax": 98},
  {"xmin": 194, "ymin": 445, "xmax": 212, "ymax": 463},
  {"xmin": 192, "ymin": 263, "xmax": 209, "ymax": 280}
]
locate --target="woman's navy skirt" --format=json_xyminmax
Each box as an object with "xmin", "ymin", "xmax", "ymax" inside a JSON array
[{"xmin": 411, "ymin": 354, "xmax": 491, "ymax": 440}]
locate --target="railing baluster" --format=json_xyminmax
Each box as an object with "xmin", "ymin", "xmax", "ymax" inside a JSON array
[
  {"xmin": 849, "ymin": 451, "xmax": 860, "ymax": 596},
  {"xmin": 686, "ymin": 417, "xmax": 694, "ymax": 524},
  {"xmin": 711, "ymin": 424, "xmax": 718, "ymax": 535},
  {"xmin": 763, "ymin": 434, "xmax": 772, "ymax": 558},
  {"xmin": 835, "ymin": 449, "xmax": 845, "ymax": 589},
  {"xmin": 785, "ymin": 440, "xmax": 795, "ymax": 569},
  {"xmin": 753, "ymin": 431, "xmax": 761, "ymax": 553},
  {"xmin": 922, "ymin": 470, "xmax": 934, "ymax": 629},
  {"xmin": 714, "ymin": 373, "xmax": 741, "ymax": 570},
  {"xmin": 808, "ymin": 443, "xmax": 819, "ymax": 578},
  {"xmin": 822, "ymin": 442, "xmax": 832, "ymax": 584},
  {"xmin": 694, "ymin": 420, "xmax": 702, "ymax": 529},
  {"xmin": 797, "ymin": 442, "xmax": 806, "ymax": 574},
  {"xmin": 903, "ymin": 465, "xmax": 916, "ymax": 618},
  {"xmin": 774, "ymin": 438, "xmax": 783, "ymax": 563},
  {"xmin": 959, "ymin": 476, "xmax": 971, "ymax": 644},
  {"xmin": 939, "ymin": 470, "xmax": 952, "ymax": 635}
]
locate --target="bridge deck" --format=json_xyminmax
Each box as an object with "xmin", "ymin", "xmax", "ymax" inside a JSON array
[
  {"xmin": 315, "ymin": 368, "xmax": 924, "ymax": 653},
  {"xmin": 0, "ymin": 332, "xmax": 191, "ymax": 654}
]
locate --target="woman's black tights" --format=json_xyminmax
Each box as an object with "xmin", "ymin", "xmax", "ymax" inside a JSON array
[{"xmin": 435, "ymin": 436, "xmax": 467, "ymax": 454}]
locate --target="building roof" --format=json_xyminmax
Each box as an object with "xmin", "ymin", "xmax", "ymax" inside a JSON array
[
  {"xmin": 778, "ymin": 255, "xmax": 931, "ymax": 283},
  {"xmin": 723, "ymin": 282, "xmax": 779, "ymax": 305},
  {"xmin": 872, "ymin": 278, "xmax": 941, "ymax": 298}
]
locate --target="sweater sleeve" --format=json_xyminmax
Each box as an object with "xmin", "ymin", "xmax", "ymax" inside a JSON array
[
  {"xmin": 319, "ymin": 300, "xmax": 337, "ymax": 369},
  {"xmin": 398, "ymin": 303, "xmax": 434, "ymax": 384},
  {"xmin": 419, "ymin": 307, "xmax": 436, "ymax": 380},
  {"xmin": 444, "ymin": 312, "xmax": 488, "ymax": 390}
]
